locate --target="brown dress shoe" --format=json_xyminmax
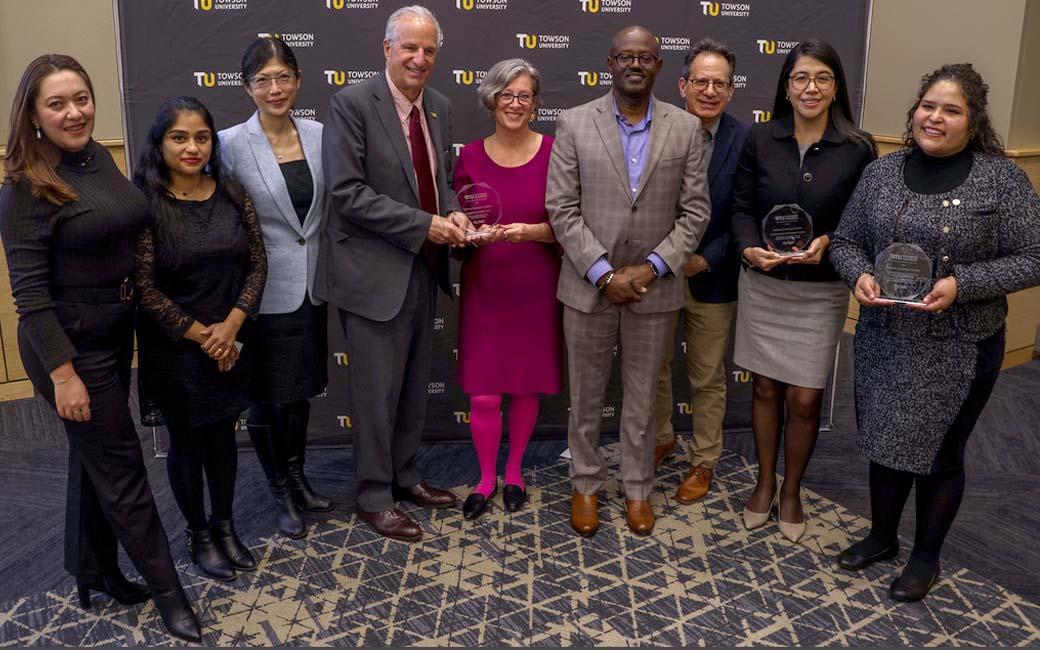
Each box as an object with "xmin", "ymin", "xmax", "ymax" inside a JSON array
[
  {"xmin": 625, "ymin": 499, "xmax": 655, "ymax": 536},
  {"xmin": 654, "ymin": 438, "xmax": 677, "ymax": 468},
  {"xmin": 393, "ymin": 481, "xmax": 458, "ymax": 509},
  {"xmin": 675, "ymin": 464, "xmax": 713, "ymax": 504},
  {"xmin": 357, "ymin": 508, "xmax": 423, "ymax": 542},
  {"xmin": 570, "ymin": 490, "xmax": 599, "ymax": 537}
]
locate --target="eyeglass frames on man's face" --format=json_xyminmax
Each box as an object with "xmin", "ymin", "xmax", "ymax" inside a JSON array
[
  {"xmin": 788, "ymin": 73, "xmax": 834, "ymax": 91},
  {"xmin": 251, "ymin": 72, "xmax": 297, "ymax": 91},
  {"xmin": 689, "ymin": 78, "xmax": 731, "ymax": 92},
  {"xmin": 612, "ymin": 53, "xmax": 659, "ymax": 68}
]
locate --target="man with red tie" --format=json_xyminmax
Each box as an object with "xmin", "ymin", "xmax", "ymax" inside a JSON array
[{"xmin": 314, "ymin": 4, "xmax": 470, "ymax": 541}]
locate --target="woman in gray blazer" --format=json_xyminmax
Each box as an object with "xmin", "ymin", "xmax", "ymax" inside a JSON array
[{"xmin": 220, "ymin": 37, "xmax": 332, "ymax": 539}]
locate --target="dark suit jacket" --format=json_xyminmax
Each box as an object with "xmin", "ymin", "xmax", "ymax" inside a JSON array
[
  {"xmin": 314, "ymin": 73, "xmax": 457, "ymax": 321},
  {"xmin": 688, "ymin": 111, "xmax": 750, "ymax": 303}
]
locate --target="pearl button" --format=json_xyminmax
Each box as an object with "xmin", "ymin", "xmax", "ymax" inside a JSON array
[
  {"xmin": 631, "ymin": 157, "xmax": 637, "ymax": 163},
  {"xmin": 952, "ymin": 198, "xmax": 961, "ymax": 206},
  {"xmin": 942, "ymin": 200, "xmax": 950, "ymax": 208},
  {"xmin": 942, "ymin": 226, "xmax": 950, "ymax": 234}
]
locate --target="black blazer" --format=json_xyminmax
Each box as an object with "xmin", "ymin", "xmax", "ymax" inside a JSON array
[
  {"xmin": 731, "ymin": 114, "xmax": 876, "ymax": 282},
  {"xmin": 689, "ymin": 111, "xmax": 750, "ymax": 303}
]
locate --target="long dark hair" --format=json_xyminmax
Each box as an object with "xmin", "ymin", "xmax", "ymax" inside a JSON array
[
  {"xmin": 771, "ymin": 39, "xmax": 876, "ymax": 154},
  {"xmin": 241, "ymin": 36, "xmax": 300, "ymax": 86},
  {"xmin": 132, "ymin": 96, "xmax": 243, "ymax": 266},
  {"xmin": 3, "ymin": 54, "xmax": 95, "ymax": 204},
  {"xmin": 902, "ymin": 63, "xmax": 1003, "ymax": 156}
]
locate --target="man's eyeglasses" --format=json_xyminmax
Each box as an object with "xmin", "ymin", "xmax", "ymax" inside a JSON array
[
  {"xmin": 497, "ymin": 91, "xmax": 536, "ymax": 105},
  {"xmin": 788, "ymin": 73, "xmax": 835, "ymax": 91},
  {"xmin": 689, "ymin": 78, "xmax": 732, "ymax": 92},
  {"xmin": 611, "ymin": 53, "xmax": 659, "ymax": 68},
  {"xmin": 250, "ymin": 72, "xmax": 297, "ymax": 91}
]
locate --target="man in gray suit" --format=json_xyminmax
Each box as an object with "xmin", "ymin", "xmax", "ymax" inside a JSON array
[
  {"xmin": 315, "ymin": 5, "xmax": 470, "ymax": 542},
  {"xmin": 546, "ymin": 26, "xmax": 711, "ymax": 537}
]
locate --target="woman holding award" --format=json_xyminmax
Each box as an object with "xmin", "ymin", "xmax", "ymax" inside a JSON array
[
  {"xmin": 830, "ymin": 64, "xmax": 1040, "ymax": 601},
  {"xmin": 452, "ymin": 59, "xmax": 562, "ymax": 520},
  {"xmin": 220, "ymin": 36, "xmax": 334, "ymax": 541},
  {"xmin": 731, "ymin": 39, "xmax": 876, "ymax": 542}
]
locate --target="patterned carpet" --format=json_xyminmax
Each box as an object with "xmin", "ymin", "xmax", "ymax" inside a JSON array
[{"xmin": 1, "ymin": 442, "xmax": 1038, "ymax": 646}]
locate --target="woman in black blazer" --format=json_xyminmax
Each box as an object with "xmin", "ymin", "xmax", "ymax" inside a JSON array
[
  {"xmin": 0, "ymin": 55, "xmax": 199, "ymax": 642},
  {"xmin": 730, "ymin": 39, "xmax": 876, "ymax": 542}
]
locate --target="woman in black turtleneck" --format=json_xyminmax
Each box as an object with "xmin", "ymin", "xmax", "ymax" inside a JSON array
[
  {"xmin": 0, "ymin": 55, "xmax": 200, "ymax": 642},
  {"xmin": 831, "ymin": 64, "xmax": 1040, "ymax": 602}
]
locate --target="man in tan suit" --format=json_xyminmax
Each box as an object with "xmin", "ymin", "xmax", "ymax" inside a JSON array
[{"xmin": 546, "ymin": 25, "xmax": 711, "ymax": 537}]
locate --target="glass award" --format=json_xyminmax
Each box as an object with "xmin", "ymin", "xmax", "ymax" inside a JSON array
[
  {"xmin": 875, "ymin": 242, "xmax": 933, "ymax": 305},
  {"xmin": 762, "ymin": 203, "xmax": 813, "ymax": 257},
  {"xmin": 456, "ymin": 182, "xmax": 503, "ymax": 239}
]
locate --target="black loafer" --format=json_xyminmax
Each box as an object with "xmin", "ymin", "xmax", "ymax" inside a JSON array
[
  {"xmin": 503, "ymin": 484, "xmax": 526, "ymax": 512},
  {"xmin": 462, "ymin": 487, "xmax": 497, "ymax": 520},
  {"xmin": 890, "ymin": 564, "xmax": 941, "ymax": 602},
  {"xmin": 837, "ymin": 542, "xmax": 899, "ymax": 571}
]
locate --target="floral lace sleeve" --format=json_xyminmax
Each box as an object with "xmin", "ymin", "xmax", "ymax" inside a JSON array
[
  {"xmin": 133, "ymin": 224, "xmax": 196, "ymax": 341},
  {"xmin": 233, "ymin": 195, "xmax": 267, "ymax": 319}
]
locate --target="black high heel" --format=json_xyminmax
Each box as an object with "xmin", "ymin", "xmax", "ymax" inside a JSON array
[
  {"xmin": 152, "ymin": 587, "xmax": 202, "ymax": 643},
  {"xmin": 76, "ymin": 572, "xmax": 151, "ymax": 609}
]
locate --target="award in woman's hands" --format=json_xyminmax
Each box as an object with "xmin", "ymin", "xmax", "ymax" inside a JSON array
[
  {"xmin": 874, "ymin": 242, "xmax": 933, "ymax": 305},
  {"xmin": 456, "ymin": 182, "xmax": 503, "ymax": 240},
  {"xmin": 762, "ymin": 204, "xmax": 814, "ymax": 257}
]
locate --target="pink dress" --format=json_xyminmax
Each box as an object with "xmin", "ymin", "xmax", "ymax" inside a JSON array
[{"xmin": 454, "ymin": 136, "xmax": 563, "ymax": 395}]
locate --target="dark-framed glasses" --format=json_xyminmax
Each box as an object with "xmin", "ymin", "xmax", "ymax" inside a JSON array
[
  {"xmin": 497, "ymin": 91, "xmax": 536, "ymax": 105},
  {"xmin": 690, "ymin": 78, "xmax": 732, "ymax": 92},
  {"xmin": 788, "ymin": 72, "xmax": 835, "ymax": 91},
  {"xmin": 611, "ymin": 53, "xmax": 659, "ymax": 68},
  {"xmin": 251, "ymin": 72, "xmax": 297, "ymax": 91}
]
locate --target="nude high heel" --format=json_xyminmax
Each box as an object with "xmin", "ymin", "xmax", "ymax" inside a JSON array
[
  {"xmin": 742, "ymin": 488, "xmax": 778, "ymax": 530},
  {"xmin": 777, "ymin": 486, "xmax": 807, "ymax": 543}
]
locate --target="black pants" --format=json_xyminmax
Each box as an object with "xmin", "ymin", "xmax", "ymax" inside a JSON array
[
  {"xmin": 339, "ymin": 259, "xmax": 434, "ymax": 512},
  {"xmin": 19, "ymin": 301, "xmax": 180, "ymax": 590},
  {"xmin": 164, "ymin": 416, "xmax": 240, "ymax": 531}
]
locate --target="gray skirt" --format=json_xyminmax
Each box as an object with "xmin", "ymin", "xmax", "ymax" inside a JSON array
[{"xmin": 733, "ymin": 268, "xmax": 849, "ymax": 389}]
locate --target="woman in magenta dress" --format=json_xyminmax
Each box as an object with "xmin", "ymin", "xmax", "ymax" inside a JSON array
[{"xmin": 454, "ymin": 58, "xmax": 562, "ymax": 520}]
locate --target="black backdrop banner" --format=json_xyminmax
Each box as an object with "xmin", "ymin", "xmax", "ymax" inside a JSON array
[{"xmin": 115, "ymin": 0, "xmax": 869, "ymax": 445}]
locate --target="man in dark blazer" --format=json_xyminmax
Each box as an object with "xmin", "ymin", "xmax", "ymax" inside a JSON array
[
  {"xmin": 314, "ymin": 5, "xmax": 470, "ymax": 542},
  {"xmin": 653, "ymin": 38, "xmax": 751, "ymax": 503}
]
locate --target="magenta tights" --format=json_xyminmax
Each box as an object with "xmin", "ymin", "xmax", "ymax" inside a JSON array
[{"xmin": 469, "ymin": 393, "xmax": 539, "ymax": 496}]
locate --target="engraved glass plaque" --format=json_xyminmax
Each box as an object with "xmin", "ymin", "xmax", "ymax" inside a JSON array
[
  {"xmin": 456, "ymin": 182, "xmax": 503, "ymax": 239},
  {"xmin": 762, "ymin": 203, "xmax": 814, "ymax": 257},
  {"xmin": 875, "ymin": 242, "xmax": 933, "ymax": 305}
]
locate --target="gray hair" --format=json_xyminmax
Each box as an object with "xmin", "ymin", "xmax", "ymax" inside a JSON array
[
  {"xmin": 477, "ymin": 58, "xmax": 541, "ymax": 112},
  {"xmin": 681, "ymin": 37, "xmax": 736, "ymax": 81},
  {"xmin": 384, "ymin": 5, "xmax": 444, "ymax": 48}
]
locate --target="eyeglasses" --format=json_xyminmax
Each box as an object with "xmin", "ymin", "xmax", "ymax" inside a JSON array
[
  {"xmin": 689, "ymin": 78, "xmax": 732, "ymax": 92},
  {"xmin": 611, "ymin": 53, "xmax": 660, "ymax": 68},
  {"xmin": 788, "ymin": 73, "xmax": 835, "ymax": 91},
  {"xmin": 250, "ymin": 72, "xmax": 297, "ymax": 91},
  {"xmin": 496, "ymin": 91, "xmax": 536, "ymax": 105}
]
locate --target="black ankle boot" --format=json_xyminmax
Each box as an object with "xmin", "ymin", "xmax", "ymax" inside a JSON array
[
  {"xmin": 186, "ymin": 528, "xmax": 236, "ymax": 581},
  {"xmin": 210, "ymin": 519, "xmax": 257, "ymax": 571},
  {"xmin": 76, "ymin": 572, "xmax": 151, "ymax": 608},
  {"xmin": 153, "ymin": 587, "xmax": 202, "ymax": 643},
  {"xmin": 248, "ymin": 422, "xmax": 308, "ymax": 538},
  {"xmin": 287, "ymin": 460, "xmax": 335, "ymax": 513}
]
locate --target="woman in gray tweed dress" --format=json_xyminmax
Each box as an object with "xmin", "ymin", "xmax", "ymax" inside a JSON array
[{"xmin": 830, "ymin": 63, "xmax": 1040, "ymax": 602}]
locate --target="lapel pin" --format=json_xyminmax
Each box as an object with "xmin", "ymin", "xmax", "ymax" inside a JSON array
[{"xmin": 430, "ymin": 111, "xmax": 438, "ymax": 119}]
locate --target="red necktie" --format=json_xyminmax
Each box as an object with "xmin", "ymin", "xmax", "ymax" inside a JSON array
[{"xmin": 409, "ymin": 106, "xmax": 440, "ymax": 271}]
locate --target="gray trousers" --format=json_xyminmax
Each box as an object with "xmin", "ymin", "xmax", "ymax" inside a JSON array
[
  {"xmin": 564, "ymin": 304, "xmax": 677, "ymax": 500},
  {"xmin": 339, "ymin": 259, "xmax": 435, "ymax": 512}
]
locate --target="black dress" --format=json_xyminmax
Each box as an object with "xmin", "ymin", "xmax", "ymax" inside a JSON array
[
  {"xmin": 0, "ymin": 140, "xmax": 181, "ymax": 590},
  {"xmin": 134, "ymin": 190, "xmax": 266, "ymax": 429},
  {"xmin": 250, "ymin": 160, "xmax": 328, "ymax": 404}
]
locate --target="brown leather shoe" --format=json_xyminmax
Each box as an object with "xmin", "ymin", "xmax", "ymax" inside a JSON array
[
  {"xmin": 570, "ymin": 490, "xmax": 599, "ymax": 537},
  {"xmin": 625, "ymin": 499, "xmax": 655, "ymax": 536},
  {"xmin": 654, "ymin": 438, "xmax": 677, "ymax": 467},
  {"xmin": 675, "ymin": 464, "xmax": 714, "ymax": 504},
  {"xmin": 393, "ymin": 481, "xmax": 458, "ymax": 509},
  {"xmin": 357, "ymin": 507, "xmax": 423, "ymax": 542}
]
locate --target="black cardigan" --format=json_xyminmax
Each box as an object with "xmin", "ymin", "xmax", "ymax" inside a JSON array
[{"xmin": 730, "ymin": 115, "xmax": 876, "ymax": 282}]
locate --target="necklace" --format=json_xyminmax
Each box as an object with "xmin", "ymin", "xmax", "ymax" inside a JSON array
[
  {"xmin": 171, "ymin": 177, "xmax": 204, "ymax": 197},
  {"xmin": 269, "ymin": 126, "xmax": 299, "ymax": 161}
]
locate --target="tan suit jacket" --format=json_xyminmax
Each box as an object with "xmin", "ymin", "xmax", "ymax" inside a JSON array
[{"xmin": 546, "ymin": 93, "xmax": 711, "ymax": 312}]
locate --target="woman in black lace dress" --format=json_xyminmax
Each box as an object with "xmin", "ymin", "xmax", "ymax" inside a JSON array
[{"xmin": 133, "ymin": 97, "xmax": 267, "ymax": 582}]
